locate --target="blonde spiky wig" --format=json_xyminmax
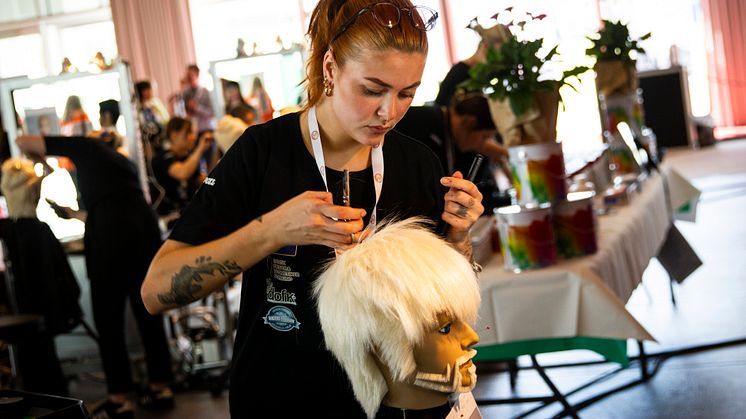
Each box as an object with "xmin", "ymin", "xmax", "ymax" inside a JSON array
[
  {"xmin": 313, "ymin": 218, "xmax": 481, "ymax": 418},
  {"xmin": 1, "ymin": 158, "xmax": 42, "ymax": 218}
]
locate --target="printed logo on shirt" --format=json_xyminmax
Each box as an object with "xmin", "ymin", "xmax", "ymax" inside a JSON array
[
  {"xmin": 203, "ymin": 177, "xmax": 216, "ymax": 186},
  {"xmin": 266, "ymin": 282, "xmax": 297, "ymax": 305},
  {"xmin": 263, "ymin": 306, "xmax": 301, "ymax": 332},
  {"xmin": 268, "ymin": 257, "xmax": 300, "ymax": 282}
]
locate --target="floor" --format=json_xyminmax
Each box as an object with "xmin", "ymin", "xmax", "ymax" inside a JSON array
[{"xmin": 20, "ymin": 139, "xmax": 746, "ymax": 418}]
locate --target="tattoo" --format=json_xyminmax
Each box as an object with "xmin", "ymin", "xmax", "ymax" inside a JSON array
[{"xmin": 157, "ymin": 256, "xmax": 243, "ymax": 306}]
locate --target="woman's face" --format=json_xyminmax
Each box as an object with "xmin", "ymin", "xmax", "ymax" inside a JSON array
[
  {"xmin": 412, "ymin": 312, "xmax": 480, "ymax": 392},
  {"xmin": 172, "ymin": 126, "xmax": 196, "ymax": 153},
  {"xmin": 326, "ymin": 49, "xmax": 426, "ymax": 147}
]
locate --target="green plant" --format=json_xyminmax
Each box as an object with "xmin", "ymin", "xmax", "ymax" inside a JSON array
[
  {"xmin": 586, "ymin": 20, "xmax": 651, "ymax": 64},
  {"xmin": 462, "ymin": 10, "xmax": 589, "ymax": 117}
]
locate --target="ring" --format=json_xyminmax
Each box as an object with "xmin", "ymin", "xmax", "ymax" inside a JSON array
[
  {"xmin": 350, "ymin": 233, "xmax": 356, "ymax": 244},
  {"xmin": 456, "ymin": 205, "xmax": 468, "ymax": 218}
]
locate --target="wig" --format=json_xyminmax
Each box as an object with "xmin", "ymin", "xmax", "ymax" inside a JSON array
[
  {"xmin": 314, "ymin": 217, "xmax": 480, "ymax": 418},
  {"xmin": 0, "ymin": 158, "xmax": 43, "ymax": 218}
]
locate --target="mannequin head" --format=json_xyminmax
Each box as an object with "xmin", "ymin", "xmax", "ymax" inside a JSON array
[
  {"xmin": 1, "ymin": 158, "xmax": 42, "ymax": 218},
  {"xmin": 314, "ymin": 218, "xmax": 480, "ymax": 418}
]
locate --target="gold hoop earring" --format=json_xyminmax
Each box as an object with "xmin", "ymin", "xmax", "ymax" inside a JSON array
[{"xmin": 323, "ymin": 76, "xmax": 333, "ymax": 97}]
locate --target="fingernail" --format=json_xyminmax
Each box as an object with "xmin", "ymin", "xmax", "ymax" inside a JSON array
[
  {"xmin": 361, "ymin": 210, "xmax": 367, "ymax": 217},
  {"xmin": 441, "ymin": 177, "xmax": 451, "ymax": 185}
]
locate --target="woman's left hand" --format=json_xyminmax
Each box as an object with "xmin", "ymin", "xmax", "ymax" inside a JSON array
[{"xmin": 440, "ymin": 171, "xmax": 484, "ymax": 245}]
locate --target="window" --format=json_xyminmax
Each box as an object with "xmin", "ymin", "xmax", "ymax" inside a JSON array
[
  {"xmin": 0, "ymin": 2, "xmax": 115, "ymax": 78},
  {"xmin": 0, "ymin": 34, "xmax": 45, "ymax": 79}
]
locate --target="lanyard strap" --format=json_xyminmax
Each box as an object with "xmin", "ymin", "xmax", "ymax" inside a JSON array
[{"xmin": 308, "ymin": 106, "xmax": 383, "ymax": 230}]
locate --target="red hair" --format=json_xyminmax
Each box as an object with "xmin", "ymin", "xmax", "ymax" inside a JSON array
[{"xmin": 303, "ymin": 0, "xmax": 430, "ymax": 109}]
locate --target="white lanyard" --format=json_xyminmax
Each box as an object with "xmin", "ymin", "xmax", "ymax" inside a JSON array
[{"xmin": 308, "ymin": 106, "xmax": 383, "ymax": 231}]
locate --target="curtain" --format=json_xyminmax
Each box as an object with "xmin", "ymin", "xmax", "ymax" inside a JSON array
[
  {"xmin": 110, "ymin": 0, "xmax": 197, "ymax": 103},
  {"xmin": 702, "ymin": 0, "xmax": 746, "ymax": 127}
]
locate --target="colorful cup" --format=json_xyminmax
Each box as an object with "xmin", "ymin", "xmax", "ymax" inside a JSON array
[
  {"xmin": 496, "ymin": 203, "xmax": 557, "ymax": 272},
  {"xmin": 554, "ymin": 191, "xmax": 598, "ymax": 259},
  {"xmin": 598, "ymin": 90, "xmax": 645, "ymax": 137},
  {"xmin": 508, "ymin": 142, "xmax": 567, "ymax": 205}
]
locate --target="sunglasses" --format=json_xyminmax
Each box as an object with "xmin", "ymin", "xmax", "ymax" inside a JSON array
[{"xmin": 330, "ymin": 2, "xmax": 439, "ymax": 45}]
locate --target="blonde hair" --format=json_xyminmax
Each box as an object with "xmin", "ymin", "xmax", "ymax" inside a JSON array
[
  {"xmin": 304, "ymin": 0, "xmax": 430, "ymax": 110},
  {"xmin": 314, "ymin": 217, "xmax": 480, "ymax": 418},
  {"xmin": 1, "ymin": 159, "xmax": 42, "ymax": 218}
]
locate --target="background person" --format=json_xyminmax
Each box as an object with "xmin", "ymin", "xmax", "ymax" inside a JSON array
[
  {"xmin": 16, "ymin": 123, "xmax": 174, "ymax": 418},
  {"xmin": 396, "ymin": 90, "xmax": 511, "ymax": 212},
  {"xmin": 140, "ymin": 0, "xmax": 483, "ymax": 416},
  {"xmin": 151, "ymin": 117, "xmax": 214, "ymax": 224}
]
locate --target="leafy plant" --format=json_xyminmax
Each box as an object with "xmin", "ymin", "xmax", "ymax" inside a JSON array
[
  {"xmin": 462, "ymin": 10, "xmax": 589, "ymax": 117},
  {"xmin": 586, "ymin": 20, "xmax": 651, "ymax": 64}
]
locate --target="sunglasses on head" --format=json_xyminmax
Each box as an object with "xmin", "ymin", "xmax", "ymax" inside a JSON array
[{"xmin": 330, "ymin": 2, "xmax": 438, "ymax": 45}]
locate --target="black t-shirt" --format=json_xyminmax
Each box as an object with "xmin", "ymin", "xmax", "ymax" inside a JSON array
[
  {"xmin": 434, "ymin": 61, "xmax": 471, "ymax": 107},
  {"xmin": 396, "ymin": 106, "xmax": 507, "ymax": 213},
  {"xmin": 151, "ymin": 149, "xmax": 201, "ymax": 215},
  {"xmin": 169, "ymin": 112, "xmax": 446, "ymax": 417}
]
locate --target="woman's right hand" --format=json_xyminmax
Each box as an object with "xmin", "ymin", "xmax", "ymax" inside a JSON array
[{"xmin": 262, "ymin": 190, "xmax": 366, "ymax": 250}]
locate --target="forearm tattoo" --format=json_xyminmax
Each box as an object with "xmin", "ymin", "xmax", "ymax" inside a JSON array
[{"xmin": 157, "ymin": 256, "xmax": 243, "ymax": 306}]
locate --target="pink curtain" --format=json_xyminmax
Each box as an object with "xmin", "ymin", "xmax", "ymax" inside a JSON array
[
  {"xmin": 702, "ymin": 0, "xmax": 746, "ymax": 128},
  {"xmin": 110, "ymin": 0, "xmax": 197, "ymax": 102}
]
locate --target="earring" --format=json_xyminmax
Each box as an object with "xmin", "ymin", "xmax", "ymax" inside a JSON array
[{"xmin": 323, "ymin": 76, "xmax": 333, "ymax": 97}]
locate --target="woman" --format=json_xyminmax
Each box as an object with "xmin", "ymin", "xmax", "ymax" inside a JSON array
[
  {"xmin": 152, "ymin": 117, "xmax": 214, "ymax": 221},
  {"xmin": 141, "ymin": 0, "xmax": 483, "ymax": 416}
]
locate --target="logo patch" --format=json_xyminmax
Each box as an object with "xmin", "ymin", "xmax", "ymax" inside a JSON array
[
  {"xmin": 263, "ymin": 306, "xmax": 301, "ymax": 332},
  {"xmin": 266, "ymin": 282, "xmax": 297, "ymax": 305},
  {"xmin": 203, "ymin": 177, "xmax": 216, "ymax": 186}
]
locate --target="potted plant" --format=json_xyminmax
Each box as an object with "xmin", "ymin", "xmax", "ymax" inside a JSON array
[
  {"xmin": 462, "ymin": 9, "xmax": 589, "ymax": 147},
  {"xmin": 586, "ymin": 20, "xmax": 651, "ymax": 97}
]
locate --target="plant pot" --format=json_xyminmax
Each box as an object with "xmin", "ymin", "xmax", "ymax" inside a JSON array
[
  {"xmin": 496, "ymin": 203, "xmax": 557, "ymax": 272},
  {"xmin": 508, "ymin": 141, "xmax": 567, "ymax": 205},
  {"xmin": 594, "ymin": 59, "xmax": 637, "ymax": 96},
  {"xmin": 488, "ymin": 89, "xmax": 560, "ymax": 147},
  {"xmin": 554, "ymin": 191, "xmax": 598, "ymax": 259}
]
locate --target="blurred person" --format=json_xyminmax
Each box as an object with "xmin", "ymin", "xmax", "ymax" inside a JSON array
[
  {"xmin": 434, "ymin": 19, "xmax": 511, "ymax": 107},
  {"xmin": 214, "ymin": 103, "xmax": 257, "ymax": 154},
  {"xmin": 222, "ymin": 79, "xmax": 249, "ymax": 115},
  {"xmin": 152, "ymin": 117, "xmax": 215, "ymax": 224},
  {"xmin": 396, "ymin": 90, "xmax": 511, "ymax": 212},
  {"xmin": 135, "ymin": 80, "xmax": 170, "ymax": 130},
  {"xmin": 16, "ymin": 112, "xmax": 175, "ymax": 418},
  {"xmin": 247, "ymin": 76, "xmax": 275, "ymax": 122},
  {"xmin": 60, "ymin": 95, "xmax": 93, "ymax": 136},
  {"xmin": 181, "ymin": 64, "xmax": 215, "ymax": 134},
  {"xmin": 0, "ymin": 158, "xmax": 82, "ymax": 396}
]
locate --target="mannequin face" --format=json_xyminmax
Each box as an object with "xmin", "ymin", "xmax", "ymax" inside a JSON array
[
  {"xmin": 323, "ymin": 49, "xmax": 425, "ymax": 147},
  {"xmin": 412, "ymin": 312, "xmax": 479, "ymax": 393}
]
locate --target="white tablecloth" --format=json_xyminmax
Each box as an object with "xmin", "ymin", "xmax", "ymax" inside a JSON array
[{"xmin": 476, "ymin": 172, "xmax": 675, "ymax": 347}]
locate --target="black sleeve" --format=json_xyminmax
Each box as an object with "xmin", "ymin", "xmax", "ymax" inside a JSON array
[
  {"xmin": 45, "ymin": 136, "xmax": 97, "ymax": 171},
  {"xmin": 169, "ymin": 130, "xmax": 263, "ymax": 245}
]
